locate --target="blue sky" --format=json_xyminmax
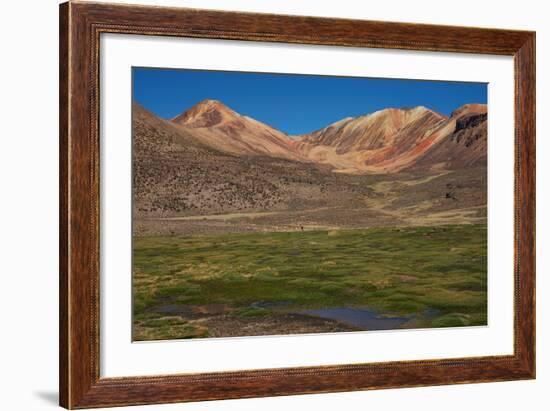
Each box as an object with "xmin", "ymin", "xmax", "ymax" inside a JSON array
[{"xmin": 133, "ymin": 67, "xmax": 487, "ymax": 135}]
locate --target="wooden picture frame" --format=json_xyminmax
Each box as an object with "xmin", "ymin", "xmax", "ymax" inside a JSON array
[{"xmin": 59, "ymin": 1, "xmax": 535, "ymax": 408}]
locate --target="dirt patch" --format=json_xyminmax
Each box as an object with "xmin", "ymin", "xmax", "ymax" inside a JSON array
[
  {"xmin": 148, "ymin": 304, "xmax": 231, "ymax": 319},
  {"xmin": 198, "ymin": 313, "xmax": 359, "ymax": 338}
]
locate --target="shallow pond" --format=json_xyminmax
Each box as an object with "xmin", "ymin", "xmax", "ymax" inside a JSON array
[{"xmin": 299, "ymin": 307, "xmax": 435, "ymax": 330}]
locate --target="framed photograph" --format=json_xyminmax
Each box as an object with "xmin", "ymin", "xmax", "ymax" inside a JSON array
[{"xmin": 59, "ymin": 1, "xmax": 535, "ymax": 408}]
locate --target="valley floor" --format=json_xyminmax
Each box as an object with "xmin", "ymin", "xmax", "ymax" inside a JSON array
[{"xmin": 134, "ymin": 168, "xmax": 487, "ymax": 237}]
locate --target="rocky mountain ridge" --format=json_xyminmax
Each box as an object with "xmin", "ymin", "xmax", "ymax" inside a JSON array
[{"xmin": 165, "ymin": 99, "xmax": 487, "ymax": 173}]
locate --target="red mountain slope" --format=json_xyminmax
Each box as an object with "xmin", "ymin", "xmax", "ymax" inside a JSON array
[
  {"xmin": 294, "ymin": 106, "xmax": 451, "ymax": 173},
  {"xmin": 410, "ymin": 104, "xmax": 487, "ymax": 171},
  {"xmin": 172, "ymin": 99, "xmax": 304, "ymax": 161}
]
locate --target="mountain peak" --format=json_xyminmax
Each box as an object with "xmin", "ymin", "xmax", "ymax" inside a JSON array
[
  {"xmin": 450, "ymin": 103, "xmax": 487, "ymax": 119},
  {"xmin": 405, "ymin": 105, "xmax": 429, "ymax": 114},
  {"xmin": 361, "ymin": 105, "xmax": 443, "ymax": 121},
  {"xmin": 172, "ymin": 99, "xmax": 240, "ymax": 128},
  {"xmin": 195, "ymin": 99, "xmax": 227, "ymax": 110}
]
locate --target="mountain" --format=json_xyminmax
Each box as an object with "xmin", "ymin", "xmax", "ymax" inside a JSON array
[
  {"xmin": 410, "ymin": 104, "xmax": 487, "ymax": 170},
  {"xmin": 133, "ymin": 102, "xmax": 487, "ymax": 228},
  {"xmin": 133, "ymin": 103, "xmax": 371, "ymax": 219},
  {"xmin": 292, "ymin": 104, "xmax": 487, "ymax": 173},
  {"xmin": 296, "ymin": 107, "xmax": 445, "ymax": 152},
  {"xmin": 171, "ymin": 99, "xmax": 304, "ymax": 161},
  {"xmin": 293, "ymin": 106, "xmax": 451, "ymax": 173},
  {"xmin": 136, "ymin": 99, "xmax": 487, "ymax": 175},
  {"xmin": 133, "ymin": 102, "xmax": 214, "ymax": 155}
]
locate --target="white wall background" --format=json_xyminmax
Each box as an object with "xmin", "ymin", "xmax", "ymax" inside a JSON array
[{"xmin": 0, "ymin": 0, "xmax": 547, "ymax": 410}]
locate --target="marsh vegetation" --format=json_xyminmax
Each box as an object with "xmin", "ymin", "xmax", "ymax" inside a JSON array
[{"xmin": 133, "ymin": 224, "xmax": 487, "ymax": 340}]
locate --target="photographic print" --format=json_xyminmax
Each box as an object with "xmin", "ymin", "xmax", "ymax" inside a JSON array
[{"xmin": 132, "ymin": 68, "xmax": 488, "ymax": 341}]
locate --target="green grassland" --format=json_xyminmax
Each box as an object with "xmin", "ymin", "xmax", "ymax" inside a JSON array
[{"xmin": 133, "ymin": 224, "xmax": 487, "ymax": 340}]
